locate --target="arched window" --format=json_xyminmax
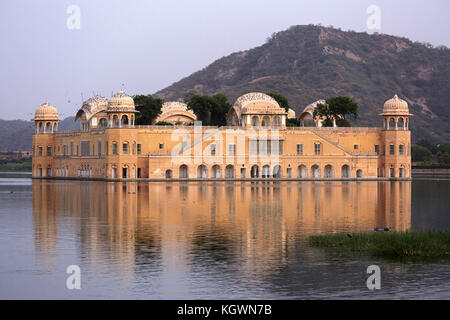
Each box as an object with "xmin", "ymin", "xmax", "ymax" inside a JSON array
[
  {"xmin": 273, "ymin": 116, "xmax": 281, "ymax": 129},
  {"xmin": 262, "ymin": 116, "xmax": 271, "ymax": 129},
  {"xmin": 398, "ymin": 118, "xmax": 404, "ymax": 129},
  {"xmin": 45, "ymin": 122, "xmax": 52, "ymax": 132},
  {"xmin": 99, "ymin": 118, "xmax": 108, "ymax": 128},
  {"xmin": 356, "ymin": 169, "xmax": 363, "ymax": 178},
  {"xmin": 113, "ymin": 115, "xmax": 119, "ymax": 127},
  {"xmin": 252, "ymin": 116, "xmax": 260, "ymax": 129},
  {"xmin": 389, "ymin": 118, "xmax": 395, "ymax": 129},
  {"xmin": 165, "ymin": 169, "xmax": 173, "ymax": 179}
]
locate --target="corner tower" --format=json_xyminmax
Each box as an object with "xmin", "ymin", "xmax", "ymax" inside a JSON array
[
  {"xmin": 32, "ymin": 102, "xmax": 59, "ymax": 177},
  {"xmin": 380, "ymin": 94, "xmax": 412, "ymax": 179}
]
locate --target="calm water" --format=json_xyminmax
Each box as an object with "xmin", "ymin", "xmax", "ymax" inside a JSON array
[{"xmin": 0, "ymin": 173, "xmax": 449, "ymax": 299}]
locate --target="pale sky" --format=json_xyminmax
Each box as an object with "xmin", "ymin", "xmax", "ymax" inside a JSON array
[{"xmin": 1, "ymin": 0, "xmax": 449, "ymax": 120}]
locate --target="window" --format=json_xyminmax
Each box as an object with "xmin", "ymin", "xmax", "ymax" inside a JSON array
[
  {"xmin": 399, "ymin": 144, "xmax": 404, "ymax": 155},
  {"xmin": 105, "ymin": 142, "xmax": 108, "ymax": 155},
  {"xmin": 314, "ymin": 143, "xmax": 321, "ymax": 155},
  {"xmin": 159, "ymin": 143, "xmax": 164, "ymax": 150},
  {"xmin": 297, "ymin": 144, "xmax": 303, "ymax": 155},
  {"xmin": 38, "ymin": 147, "xmax": 43, "ymax": 157},
  {"xmin": 389, "ymin": 144, "xmax": 395, "ymax": 155},
  {"xmin": 228, "ymin": 144, "xmax": 236, "ymax": 156},
  {"xmin": 354, "ymin": 145, "xmax": 359, "ymax": 150},
  {"xmin": 112, "ymin": 143, "xmax": 118, "ymax": 155},
  {"xmin": 98, "ymin": 141, "xmax": 102, "ymax": 156},
  {"xmin": 63, "ymin": 145, "xmax": 67, "ymax": 156},
  {"xmin": 211, "ymin": 144, "xmax": 216, "ymax": 156},
  {"xmin": 375, "ymin": 145, "xmax": 380, "ymax": 155},
  {"xmin": 250, "ymin": 140, "xmax": 257, "ymax": 156},
  {"xmin": 46, "ymin": 146, "xmax": 52, "ymax": 157},
  {"xmin": 278, "ymin": 141, "xmax": 283, "ymax": 155},
  {"xmin": 70, "ymin": 142, "xmax": 74, "ymax": 156},
  {"xmin": 137, "ymin": 144, "xmax": 142, "ymax": 155},
  {"xmin": 81, "ymin": 141, "xmax": 90, "ymax": 156},
  {"xmin": 123, "ymin": 143, "xmax": 129, "ymax": 155},
  {"xmin": 76, "ymin": 145, "xmax": 79, "ymax": 156}
]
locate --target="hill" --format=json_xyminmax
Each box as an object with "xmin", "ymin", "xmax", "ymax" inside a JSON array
[
  {"xmin": 155, "ymin": 25, "xmax": 450, "ymax": 142},
  {"xmin": 0, "ymin": 117, "xmax": 78, "ymax": 151}
]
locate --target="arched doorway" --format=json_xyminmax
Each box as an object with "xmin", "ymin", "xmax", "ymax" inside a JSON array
[
  {"xmin": 324, "ymin": 165, "xmax": 334, "ymax": 178},
  {"xmin": 211, "ymin": 165, "xmax": 222, "ymax": 178},
  {"xmin": 273, "ymin": 116, "xmax": 281, "ymax": 129},
  {"xmin": 262, "ymin": 165, "xmax": 270, "ymax": 178},
  {"xmin": 251, "ymin": 116, "xmax": 259, "ymax": 129},
  {"xmin": 297, "ymin": 165, "xmax": 307, "ymax": 178},
  {"xmin": 341, "ymin": 165, "xmax": 350, "ymax": 178},
  {"xmin": 311, "ymin": 165, "xmax": 321, "ymax": 178},
  {"xmin": 225, "ymin": 165, "xmax": 235, "ymax": 178},
  {"xmin": 121, "ymin": 115, "xmax": 129, "ymax": 126},
  {"xmin": 165, "ymin": 169, "xmax": 173, "ymax": 179},
  {"xmin": 179, "ymin": 165, "xmax": 189, "ymax": 178},
  {"xmin": 197, "ymin": 165, "xmax": 208, "ymax": 178},
  {"xmin": 356, "ymin": 169, "xmax": 363, "ymax": 178},
  {"xmin": 272, "ymin": 165, "xmax": 282, "ymax": 178},
  {"xmin": 262, "ymin": 116, "xmax": 271, "ymax": 129},
  {"xmin": 251, "ymin": 165, "xmax": 260, "ymax": 178}
]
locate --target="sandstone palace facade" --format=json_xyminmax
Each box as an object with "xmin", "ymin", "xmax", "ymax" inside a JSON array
[{"xmin": 32, "ymin": 91, "xmax": 412, "ymax": 181}]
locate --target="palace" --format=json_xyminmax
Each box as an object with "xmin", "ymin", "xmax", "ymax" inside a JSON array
[{"xmin": 32, "ymin": 91, "xmax": 411, "ymax": 180}]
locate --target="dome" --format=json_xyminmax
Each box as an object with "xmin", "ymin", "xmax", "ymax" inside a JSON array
[
  {"xmin": 232, "ymin": 92, "xmax": 284, "ymax": 116},
  {"xmin": 302, "ymin": 100, "xmax": 326, "ymax": 116},
  {"xmin": 76, "ymin": 95, "xmax": 108, "ymax": 121},
  {"xmin": 155, "ymin": 101, "xmax": 197, "ymax": 124},
  {"xmin": 287, "ymin": 108, "xmax": 296, "ymax": 119},
  {"xmin": 382, "ymin": 94, "xmax": 411, "ymax": 115},
  {"xmin": 34, "ymin": 101, "xmax": 59, "ymax": 121},
  {"xmin": 107, "ymin": 90, "xmax": 135, "ymax": 111},
  {"xmin": 161, "ymin": 101, "xmax": 190, "ymax": 112}
]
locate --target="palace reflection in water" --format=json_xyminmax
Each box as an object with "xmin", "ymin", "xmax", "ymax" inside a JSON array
[{"xmin": 32, "ymin": 181, "xmax": 411, "ymax": 286}]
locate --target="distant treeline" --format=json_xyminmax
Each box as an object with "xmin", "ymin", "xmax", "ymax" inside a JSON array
[{"xmin": 412, "ymin": 140, "xmax": 450, "ymax": 166}]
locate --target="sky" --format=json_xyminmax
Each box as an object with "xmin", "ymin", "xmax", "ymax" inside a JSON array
[{"xmin": 0, "ymin": 0, "xmax": 449, "ymax": 120}]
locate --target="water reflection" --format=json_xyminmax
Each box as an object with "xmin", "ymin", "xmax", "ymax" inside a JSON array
[{"xmin": 32, "ymin": 181, "xmax": 411, "ymax": 286}]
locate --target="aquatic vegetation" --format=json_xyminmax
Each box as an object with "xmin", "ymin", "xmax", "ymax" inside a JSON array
[{"xmin": 309, "ymin": 231, "xmax": 450, "ymax": 259}]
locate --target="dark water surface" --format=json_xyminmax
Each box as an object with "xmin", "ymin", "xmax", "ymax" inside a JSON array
[{"xmin": 0, "ymin": 173, "xmax": 449, "ymax": 299}]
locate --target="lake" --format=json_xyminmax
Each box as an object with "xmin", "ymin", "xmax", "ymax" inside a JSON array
[{"xmin": 0, "ymin": 173, "xmax": 449, "ymax": 299}]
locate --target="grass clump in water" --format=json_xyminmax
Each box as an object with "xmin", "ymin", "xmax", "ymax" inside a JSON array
[{"xmin": 308, "ymin": 231, "xmax": 450, "ymax": 259}]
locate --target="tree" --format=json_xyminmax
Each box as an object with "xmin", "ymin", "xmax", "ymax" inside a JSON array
[
  {"xmin": 133, "ymin": 95, "xmax": 163, "ymax": 125},
  {"xmin": 417, "ymin": 139, "xmax": 439, "ymax": 154},
  {"xmin": 313, "ymin": 96, "xmax": 358, "ymax": 127},
  {"xmin": 411, "ymin": 144, "xmax": 432, "ymax": 162},
  {"xmin": 185, "ymin": 93, "xmax": 231, "ymax": 126},
  {"xmin": 286, "ymin": 118, "xmax": 298, "ymax": 127},
  {"xmin": 437, "ymin": 152, "xmax": 450, "ymax": 165},
  {"xmin": 266, "ymin": 91, "xmax": 289, "ymax": 112},
  {"xmin": 438, "ymin": 142, "xmax": 450, "ymax": 154}
]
